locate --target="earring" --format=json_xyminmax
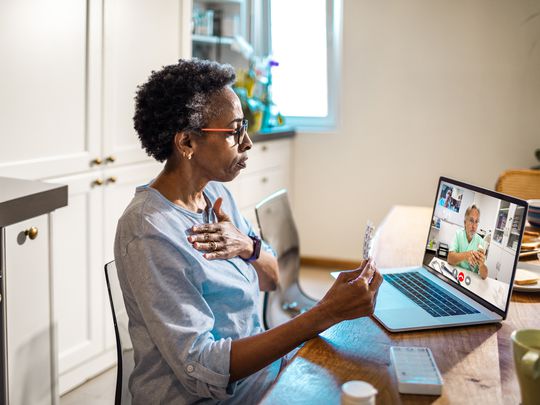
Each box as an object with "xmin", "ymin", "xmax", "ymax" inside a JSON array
[{"xmin": 187, "ymin": 153, "xmax": 192, "ymax": 160}]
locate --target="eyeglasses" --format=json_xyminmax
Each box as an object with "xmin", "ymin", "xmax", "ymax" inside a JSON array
[{"xmin": 200, "ymin": 119, "xmax": 248, "ymax": 146}]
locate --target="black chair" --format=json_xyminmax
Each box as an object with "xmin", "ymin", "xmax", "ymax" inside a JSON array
[
  {"xmin": 104, "ymin": 260, "xmax": 134, "ymax": 405},
  {"xmin": 255, "ymin": 189, "xmax": 318, "ymax": 330}
]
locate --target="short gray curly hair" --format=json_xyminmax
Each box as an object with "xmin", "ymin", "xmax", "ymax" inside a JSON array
[{"xmin": 133, "ymin": 58, "xmax": 236, "ymax": 162}]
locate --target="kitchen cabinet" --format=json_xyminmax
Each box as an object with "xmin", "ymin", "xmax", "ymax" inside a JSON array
[
  {"xmin": 4, "ymin": 216, "xmax": 53, "ymax": 405},
  {"xmin": 0, "ymin": 0, "xmax": 90, "ymax": 180},
  {"xmin": 0, "ymin": 0, "xmax": 186, "ymax": 180},
  {"xmin": 0, "ymin": 177, "xmax": 67, "ymax": 405},
  {"xmin": 228, "ymin": 138, "xmax": 293, "ymax": 227},
  {"xmin": 493, "ymin": 202, "xmax": 525, "ymax": 254},
  {"xmin": 192, "ymin": 0, "xmax": 270, "ymax": 66},
  {"xmin": 102, "ymin": 0, "xmax": 186, "ymax": 166}
]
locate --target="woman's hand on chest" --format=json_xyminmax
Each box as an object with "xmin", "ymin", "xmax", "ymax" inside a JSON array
[{"xmin": 188, "ymin": 197, "xmax": 253, "ymax": 260}]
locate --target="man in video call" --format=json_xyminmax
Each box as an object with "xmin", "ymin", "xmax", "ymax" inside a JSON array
[{"xmin": 447, "ymin": 204, "xmax": 489, "ymax": 280}]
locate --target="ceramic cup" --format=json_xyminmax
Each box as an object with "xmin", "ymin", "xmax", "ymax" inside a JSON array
[{"xmin": 511, "ymin": 329, "xmax": 540, "ymax": 405}]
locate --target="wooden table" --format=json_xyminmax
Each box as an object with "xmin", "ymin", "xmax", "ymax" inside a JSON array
[{"xmin": 262, "ymin": 206, "xmax": 540, "ymax": 404}]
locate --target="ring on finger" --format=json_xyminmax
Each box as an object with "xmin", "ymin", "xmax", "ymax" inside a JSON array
[{"xmin": 209, "ymin": 241, "xmax": 217, "ymax": 251}]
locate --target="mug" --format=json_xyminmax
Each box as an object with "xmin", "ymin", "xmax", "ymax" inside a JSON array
[{"xmin": 511, "ymin": 329, "xmax": 540, "ymax": 405}]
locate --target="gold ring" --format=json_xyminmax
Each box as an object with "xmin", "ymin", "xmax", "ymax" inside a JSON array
[{"xmin": 210, "ymin": 241, "xmax": 217, "ymax": 251}]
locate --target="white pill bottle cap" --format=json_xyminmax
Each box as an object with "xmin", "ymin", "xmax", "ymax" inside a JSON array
[{"xmin": 341, "ymin": 380, "xmax": 378, "ymax": 405}]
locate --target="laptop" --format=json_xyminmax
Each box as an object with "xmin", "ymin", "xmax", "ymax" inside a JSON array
[{"xmin": 372, "ymin": 177, "xmax": 527, "ymax": 332}]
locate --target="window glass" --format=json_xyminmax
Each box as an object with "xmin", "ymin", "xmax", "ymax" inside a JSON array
[{"xmin": 270, "ymin": 0, "xmax": 329, "ymax": 119}]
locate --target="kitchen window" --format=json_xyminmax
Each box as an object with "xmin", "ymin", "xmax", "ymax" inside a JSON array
[{"xmin": 270, "ymin": 0, "xmax": 341, "ymax": 131}]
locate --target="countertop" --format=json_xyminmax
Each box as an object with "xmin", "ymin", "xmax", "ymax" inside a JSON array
[
  {"xmin": 250, "ymin": 126, "xmax": 295, "ymax": 143},
  {"xmin": 0, "ymin": 177, "xmax": 68, "ymax": 227}
]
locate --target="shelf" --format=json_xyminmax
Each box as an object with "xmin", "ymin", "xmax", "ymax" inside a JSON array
[
  {"xmin": 495, "ymin": 228, "xmax": 504, "ymax": 232},
  {"xmin": 431, "ymin": 226, "xmax": 440, "ymax": 230},
  {"xmin": 192, "ymin": 34, "xmax": 235, "ymax": 45},
  {"xmin": 499, "ymin": 208, "xmax": 509, "ymax": 211}
]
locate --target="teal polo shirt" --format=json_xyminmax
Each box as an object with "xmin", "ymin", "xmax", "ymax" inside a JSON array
[{"xmin": 449, "ymin": 228, "xmax": 484, "ymax": 273}]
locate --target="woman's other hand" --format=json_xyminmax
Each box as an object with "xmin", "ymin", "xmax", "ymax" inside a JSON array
[
  {"xmin": 188, "ymin": 197, "xmax": 253, "ymax": 260},
  {"xmin": 315, "ymin": 259, "xmax": 383, "ymax": 327}
]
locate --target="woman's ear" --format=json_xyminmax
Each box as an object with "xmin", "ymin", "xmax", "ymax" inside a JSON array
[{"xmin": 174, "ymin": 131, "xmax": 194, "ymax": 160}]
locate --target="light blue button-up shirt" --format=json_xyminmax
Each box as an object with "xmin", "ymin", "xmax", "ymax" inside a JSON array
[{"xmin": 114, "ymin": 181, "xmax": 280, "ymax": 404}]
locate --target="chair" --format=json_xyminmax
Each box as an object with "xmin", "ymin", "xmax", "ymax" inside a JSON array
[
  {"xmin": 104, "ymin": 260, "xmax": 134, "ymax": 405},
  {"xmin": 495, "ymin": 169, "xmax": 540, "ymax": 200},
  {"xmin": 255, "ymin": 189, "xmax": 318, "ymax": 330}
]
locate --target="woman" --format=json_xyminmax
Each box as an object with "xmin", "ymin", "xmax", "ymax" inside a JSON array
[{"xmin": 114, "ymin": 58, "xmax": 382, "ymax": 404}]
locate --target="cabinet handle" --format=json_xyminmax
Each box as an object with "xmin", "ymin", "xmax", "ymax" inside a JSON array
[
  {"xmin": 93, "ymin": 178, "xmax": 104, "ymax": 186},
  {"xmin": 106, "ymin": 155, "xmax": 117, "ymax": 163},
  {"xmin": 261, "ymin": 145, "xmax": 268, "ymax": 152},
  {"xmin": 106, "ymin": 176, "xmax": 117, "ymax": 184},
  {"xmin": 91, "ymin": 157, "xmax": 103, "ymax": 166},
  {"xmin": 25, "ymin": 227, "xmax": 39, "ymax": 240},
  {"xmin": 261, "ymin": 176, "xmax": 268, "ymax": 184}
]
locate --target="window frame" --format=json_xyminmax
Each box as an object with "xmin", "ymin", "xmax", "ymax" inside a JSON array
[{"xmin": 268, "ymin": 0, "xmax": 342, "ymax": 132}]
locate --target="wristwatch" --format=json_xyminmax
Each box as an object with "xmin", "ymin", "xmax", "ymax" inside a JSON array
[{"xmin": 246, "ymin": 235, "xmax": 262, "ymax": 262}]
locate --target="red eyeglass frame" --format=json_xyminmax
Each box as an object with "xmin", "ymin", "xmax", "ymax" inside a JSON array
[{"xmin": 199, "ymin": 119, "xmax": 248, "ymax": 145}]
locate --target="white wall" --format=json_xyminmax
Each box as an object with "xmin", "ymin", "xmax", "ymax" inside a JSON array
[{"xmin": 292, "ymin": 0, "xmax": 540, "ymax": 261}]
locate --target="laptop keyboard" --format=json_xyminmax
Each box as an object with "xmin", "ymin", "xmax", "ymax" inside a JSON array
[{"xmin": 383, "ymin": 272, "xmax": 479, "ymax": 317}]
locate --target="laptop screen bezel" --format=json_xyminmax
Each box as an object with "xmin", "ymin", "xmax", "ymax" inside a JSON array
[{"xmin": 422, "ymin": 176, "xmax": 528, "ymax": 318}]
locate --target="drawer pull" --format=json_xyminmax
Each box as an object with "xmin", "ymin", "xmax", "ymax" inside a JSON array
[
  {"xmin": 107, "ymin": 176, "xmax": 118, "ymax": 184},
  {"xmin": 261, "ymin": 176, "xmax": 268, "ymax": 184},
  {"xmin": 25, "ymin": 227, "xmax": 39, "ymax": 240},
  {"xmin": 91, "ymin": 157, "xmax": 103, "ymax": 166},
  {"xmin": 93, "ymin": 178, "xmax": 104, "ymax": 186},
  {"xmin": 106, "ymin": 155, "xmax": 117, "ymax": 163},
  {"xmin": 261, "ymin": 145, "xmax": 268, "ymax": 152}
]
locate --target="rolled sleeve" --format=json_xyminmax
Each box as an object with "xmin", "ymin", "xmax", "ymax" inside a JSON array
[{"xmin": 121, "ymin": 234, "xmax": 236, "ymax": 400}]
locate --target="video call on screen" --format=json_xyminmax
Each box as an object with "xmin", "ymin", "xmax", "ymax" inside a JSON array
[{"xmin": 423, "ymin": 181, "xmax": 525, "ymax": 311}]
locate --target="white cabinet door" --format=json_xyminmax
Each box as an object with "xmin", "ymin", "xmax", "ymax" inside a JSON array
[
  {"xmin": 0, "ymin": 0, "xmax": 97, "ymax": 180},
  {"xmin": 47, "ymin": 173, "xmax": 105, "ymax": 393},
  {"xmin": 102, "ymin": 161, "xmax": 163, "ymax": 350},
  {"xmin": 5, "ymin": 215, "xmax": 53, "ymax": 405},
  {"xmin": 230, "ymin": 138, "xmax": 293, "ymax": 219},
  {"xmin": 102, "ymin": 0, "xmax": 182, "ymax": 165}
]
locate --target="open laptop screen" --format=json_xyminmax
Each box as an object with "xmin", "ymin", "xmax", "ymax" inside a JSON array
[{"xmin": 423, "ymin": 177, "xmax": 527, "ymax": 312}]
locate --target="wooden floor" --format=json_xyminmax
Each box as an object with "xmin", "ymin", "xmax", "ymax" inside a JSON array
[{"xmin": 60, "ymin": 266, "xmax": 335, "ymax": 405}]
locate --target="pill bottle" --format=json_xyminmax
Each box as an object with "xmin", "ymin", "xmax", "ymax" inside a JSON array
[{"xmin": 341, "ymin": 380, "xmax": 377, "ymax": 405}]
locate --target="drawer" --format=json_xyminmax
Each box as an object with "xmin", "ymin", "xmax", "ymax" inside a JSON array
[
  {"xmin": 243, "ymin": 139, "xmax": 292, "ymax": 175},
  {"xmin": 235, "ymin": 167, "xmax": 291, "ymax": 209}
]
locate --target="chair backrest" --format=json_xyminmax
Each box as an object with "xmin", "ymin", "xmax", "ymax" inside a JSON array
[
  {"xmin": 495, "ymin": 169, "xmax": 540, "ymax": 200},
  {"xmin": 104, "ymin": 260, "xmax": 134, "ymax": 405},
  {"xmin": 256, "ymin": 189, "xmax": 317, "ymax": 330},
  {"xmin": 255, "ymin": 189, "xmax": 300, "ymax": 294}
]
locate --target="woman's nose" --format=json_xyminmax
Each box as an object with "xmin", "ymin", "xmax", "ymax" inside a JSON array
[{"xmin": 239, "ymin": 132, "xmax": 253, "ymax": 152}]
